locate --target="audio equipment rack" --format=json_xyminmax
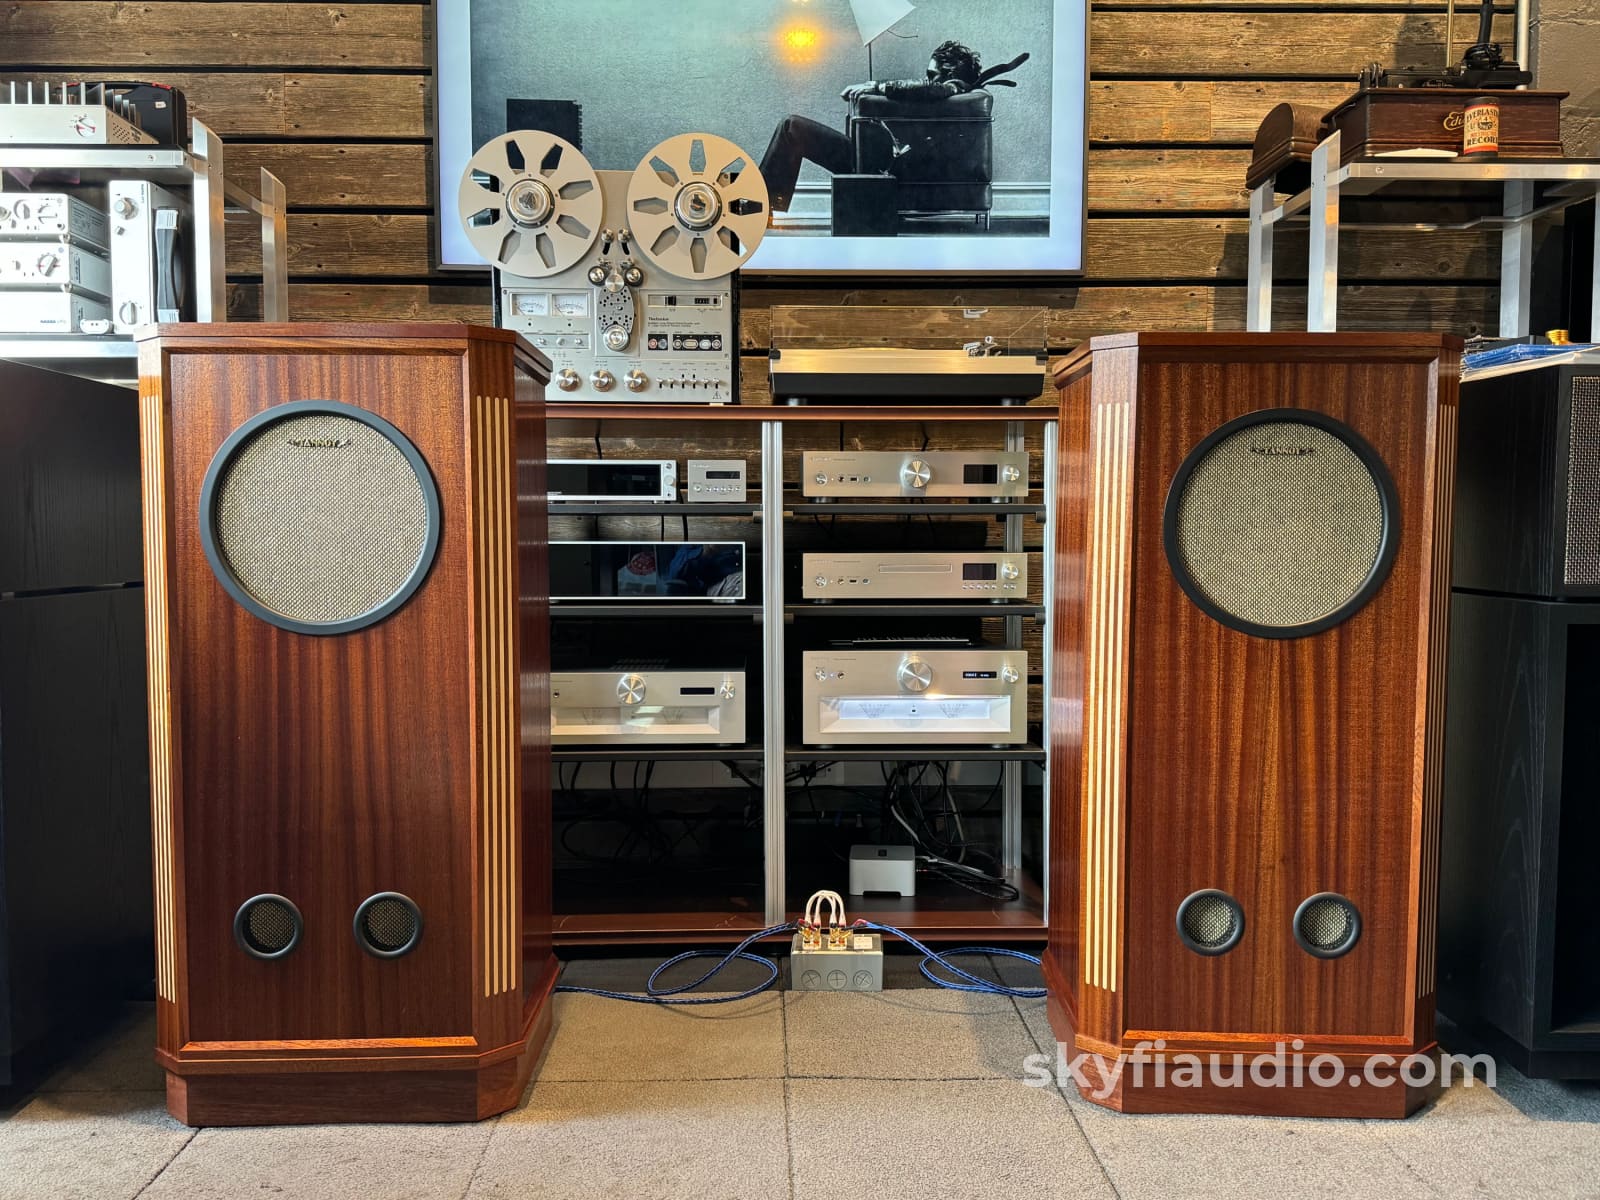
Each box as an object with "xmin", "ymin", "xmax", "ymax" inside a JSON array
[
  {"xmin": 0, "ymin": 119, "xmax": 288, "ymax": 385},
  {"xmin": 543, "ymin": 402, "xmax": 1058, "ymax": 945}
]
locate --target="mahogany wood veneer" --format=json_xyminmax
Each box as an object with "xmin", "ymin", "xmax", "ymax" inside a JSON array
[
  {"xmin": 135, "ymin": 323, "xmax": 556, "ymax": 1125},
  {"xmin": 1048, "ymin": 332, "xmax": 1461, "ymax": 1118}
]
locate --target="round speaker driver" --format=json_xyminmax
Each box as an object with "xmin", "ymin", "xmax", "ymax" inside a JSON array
[
  {"xmin": 458, "ymin": 129, "xmax": 602, "ymax": 277},
  {"xmin": 627, "ymin": 132, "xmax": 769, "ymax": 279},
  {"xmin": 1163, "ymin": 410, "xmax": 1399, "ymax": 638}
]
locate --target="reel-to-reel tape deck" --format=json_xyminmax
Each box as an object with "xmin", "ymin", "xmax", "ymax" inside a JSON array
[{"xmin": 458, "ymin": 129, "xmax": 767, "ymax": 404}]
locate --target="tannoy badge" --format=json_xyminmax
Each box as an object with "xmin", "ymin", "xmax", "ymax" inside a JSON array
[{"xmin": 135, "ymin": 324, "xmax": 558, "ymax": 1125}]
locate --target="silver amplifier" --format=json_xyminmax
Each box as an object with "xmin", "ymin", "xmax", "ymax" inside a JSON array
[
  {"xmin": 0, "ymin": 82, "xmax": 155, "ymax": 145},
  {"xmin": 0, "ymin": 193, "xmax": 109, "ymax": 249},
  {"xmin": 551, "ymin": 668, "xmax": 745, "ymax": 744},
  {"xmin": 802, "ymin": 649, "xmax": 1027, "ymax": 745},
  {"xmin": 108, "ymin": 179, "xmax": 190, "ymax": 332},
  {"xmin": 802, "ymin": 451, "xmax": 1028, "ymax": 498},
  {"xmin": 687, "ymin": 459, "xmax": 747, "ymax": 502},
  {"xmin": 548, "ymin": 459, "xmax": 676, "ymax": 502},
  {"xmin": 0, "ymin": 241, "xmax": 112, "ymax": 297},
  {"xmin": 803, "ymin": 552, "xmax": 1027, "ymax": 600},
  {"xmin": 0, "ymin": 289, "xmax": 110, "ymax": 333}
]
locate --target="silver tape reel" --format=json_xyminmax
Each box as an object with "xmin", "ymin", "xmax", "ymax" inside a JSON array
[
  {"xmin": 627, "ymin": 133, "xmax": 768, "ymax": 280},
  {"xmin": 458, "ymin": 130, "xmax": 603, "ymax": 277}
]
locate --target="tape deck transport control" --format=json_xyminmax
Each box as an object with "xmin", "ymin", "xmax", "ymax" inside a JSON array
[{"xmin": 459, "ymin": 129, "xmax": 767, "ymax": 404}]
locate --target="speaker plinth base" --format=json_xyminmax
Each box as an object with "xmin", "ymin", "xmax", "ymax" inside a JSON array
[
  {"xmin": 161, "ymin": 958, "xmax": 557, "ymax": 1126},
  {"xmin": 1040, "ymin": 953, "xmax": 1440, "ymax": 1119}
]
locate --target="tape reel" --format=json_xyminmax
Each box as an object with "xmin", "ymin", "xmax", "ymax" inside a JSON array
[
  {"xmin": 458, "ymin": 130, "xmax": 603, "ymax": 277},
  {"xmin": 627, "ymin": 133, "xmax": 768, "ymax": 279}
]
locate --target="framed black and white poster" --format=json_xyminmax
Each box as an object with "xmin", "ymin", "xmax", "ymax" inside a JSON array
[{"xmin": 434, "ymin": 0, "xmax": 1088, "ymax": 274}]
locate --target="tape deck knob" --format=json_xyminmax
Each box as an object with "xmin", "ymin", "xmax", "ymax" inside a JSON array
[
  {"xmin": 623, "ymin": 263, "xmax": 644, "ymax": 287},
  {"xmin": 604, "ymin": 325, "xmax": 629, "ymax": 351},
  {"xmin": 590, "ymin": 369, "xmax": 616, "ymax": 392},
  {"xmin": 901, "ymin": 460, "xmax": 932, "ymax": 490},
  {"xmin": 616, "ymin": 674, "xmax": 647, "ymax": 706},
  {"xmin": 588, "ymin": 264, "xmax": 608, "ymax": 286},
  {"xmin": 1001, "ymin": 664, "xmax": 1020, "ymax": 684},
  {"xmin": 1000, "ymin": 562, "xmax": 1020, "ymax": 581},
  {"xmin": 897, "ymin": 656, "xmax": 934, "ymax": 693},
  {"xmin": 555, "ymin": 369, "xmax": 581, "ymax": 392},
  {"xmin": 625, "ymin": 369, "xmax": 649, "ymax": 393}
]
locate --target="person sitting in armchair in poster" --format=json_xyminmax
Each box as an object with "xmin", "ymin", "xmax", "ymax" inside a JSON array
[{"xmin": 759, "ymin": 39, "xmax": 1029, "ymax": 216}]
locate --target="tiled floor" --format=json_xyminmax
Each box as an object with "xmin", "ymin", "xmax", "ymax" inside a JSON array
[{"xmin": 3, "ymin": 955, "xmax": 1599, "ymax": 1200}]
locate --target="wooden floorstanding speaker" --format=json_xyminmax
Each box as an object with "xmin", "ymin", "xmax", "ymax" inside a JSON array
[
  {"xmin": 1048, "ymin": 332, "xmax": 1461, "ymax": 1117},
  {"xmin": 136, "ymin": 324, "xmax": 555, "ymax": 1125}
]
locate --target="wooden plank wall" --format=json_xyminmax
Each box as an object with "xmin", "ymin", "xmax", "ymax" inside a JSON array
[{"xmin": 2, "ymin": 0, "xmax": 1510, "ymax": 372}]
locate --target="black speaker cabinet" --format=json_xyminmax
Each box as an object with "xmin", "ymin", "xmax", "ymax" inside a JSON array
[
  {"xmin": 1441, "ymin": 358, "xmax": 1600, "ymax": 1077},
  {"xmin": 137, "ymin": 324, "xmax": 556, "ymax": 1124},
  {"xmin": 0, "ymin": 361, "xmax": 151, "ymax": 1086}
]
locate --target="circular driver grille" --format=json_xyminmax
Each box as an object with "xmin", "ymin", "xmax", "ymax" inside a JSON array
[
  {"xmin": 354, "ymin": 892, "xmax": 423, "ymax": 958},
  {"xmin": 1294, "ymin": 893, "xmax": 1362, "ymax": 958},
  {"xmin": 1166, "ymin": 412, "xmax": 1396, "ymax": 637},
  {"xmin": 233, "ymin": 894, "xmax": 302, "ymax": 960},
  {"xmin": 201, "ymin": 403, "xmax": 439, "ymax": 634},
  {"xmin": 1176, "ymin": 889, "xmax": 1244, "ymax": 956}
]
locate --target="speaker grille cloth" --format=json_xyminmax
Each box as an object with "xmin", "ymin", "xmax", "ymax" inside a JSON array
[
  {"xmin": 243, "ymin": 899, "xmax": 296, "ymax": 953},
  {"xmin": 1175, "ymin": 421, "xmax": 1384, "ymax": 628},
  {"xmin": 1565, "ymin": 376, "xmax": 1600, "ymax": 586},
  {"xmin": 361, "ymin": 897, "xmax": 418, "ymax": 952},
  {"xmin": 213, "ymin": 413, "xmax": 428, "ymax": 624},
  {"xmin": 1298, "ymin": 896, "xmax": 1355, "ymax": 952},
  {"xmin": 1181, "ymin": 894, "xmax": 1239, "ymax": 950}
]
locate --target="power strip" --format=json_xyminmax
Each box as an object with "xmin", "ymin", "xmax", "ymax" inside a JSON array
[{"xmin": 790, "ymin": 930, "xmax": 883, "ymax": 991}]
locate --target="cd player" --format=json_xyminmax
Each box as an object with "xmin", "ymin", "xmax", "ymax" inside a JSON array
[{"xmin": 802, "ymin": 552, "xmax": 1027, "ymax": 600}]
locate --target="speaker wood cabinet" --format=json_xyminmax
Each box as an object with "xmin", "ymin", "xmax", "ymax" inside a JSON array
[
  {"xmin": 136, "ymin": 324, "xmax": 555, "ymax": 1125},
  {"xmin": 1048, "ymin": 332, "xmax": 1461, "ymax": 1117}
]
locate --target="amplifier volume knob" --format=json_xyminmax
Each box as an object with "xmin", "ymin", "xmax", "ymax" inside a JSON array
[
  {"xmin": 1001, "ymin": 465, "xmax": 1022, "ymax": 483},
  {"xmin": 616, "ymin": 674, "xmax": 647, "ymax": 705},
  {"xmin": 1001, "ymin": 664, "xmax": 1020, "ymax": 684},
  {"xmin": 898, "ymin": 656, "xmax": 934, "ymax": 693},
  {"xmin": 1000, "ymin": 562, "xmax": 1020, "ymax": 581},
  {"xmin": 590, "ymin": 369, "xmax": 616, "ymax": 392},
  {"xmin": 625, "ymin": 369, "xmax": 649, "ymax": 392},
  {"xmin": 555, "ymin": 369, "xmax": 581, "ymax": 392},
  {"xmin": 901, "ymin": 459, "xmax": 932, "ymax": 490}
]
